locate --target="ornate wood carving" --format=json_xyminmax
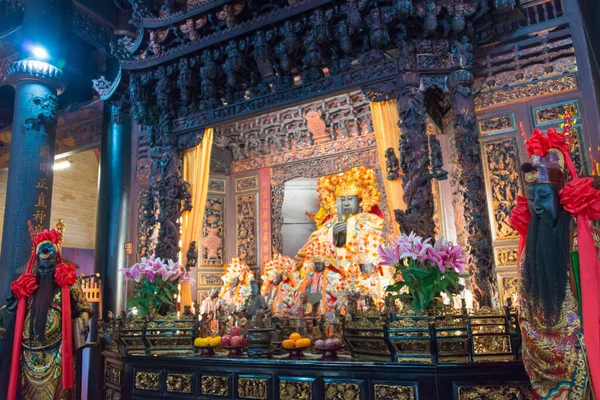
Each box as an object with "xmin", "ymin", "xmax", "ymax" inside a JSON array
[
  {"xmin": 395, "ymin": 72, "xmax": 436, "ymax": 239},
  {"xmin": 374, "ymin": 384, "xmax": 416, "ymax": 400},
  {"xmin": 236, "ymin": 193, "xmax": 258, "ymax": 266},
  {"xmin": 135, "ymin": 371, "xmax": 159, "ymax": 391},
  {"xmin": 324, "ymin": 382, "xmax": 361, "ymax": 400},
  {"xmin": 217, "ymin": 91, "xmax": 372, "ymax": 165},
  {"xmin": 483, "ymin": 138, "xmax": 521, "ymax": 240},
  {"xmin": 280, "ymin": 380, "xmax": 312, "ymax": 400},
  {"xmin": 105, "ymin": 364, "xmax": 122, "ymax": 387},
  {"xmin": 202, "ymin": 375, "xmax": 229, "ymax": 396},
  {"xmin": 447, "ymin": 70, "xmax": 497, "ymax": 307},
  {"xmin": 456, "ymin": 384, "xmax": 533, "ymax": 399},
  {"xmin": 270, "ymin": 148, "xmax": 391, "ymax": 253},
  {"xmin": 501, "ymin": 276, "xmax": 519, "ymax": 304},
  {"xmin": 166, "ymin": 373, "xmax": 192, "ymax": 393},
  {"xmin": 236, "ymin": 176, "xmax": 258, "ymax": 192},
  {"xmin": 477, "ymin": 114, "xmax": 514, "ymax": 135},
  {"xmin": 208, "ymin": 179, "xmax": 226, "ymax": 194},
  {"xmin": 121, "ymin": 0, "xmax": 517, "ymax": 130},
  {"xmin": 533, "ymin": 100, "xmax": 578, "ymax": 125},
  {"xmin": 494, "ymin": 247, "xmax": 519, "ymax": 268},
  {"xmin": 238, "ymin": 377, "xmax": 268, "ymax": 400},
  {"xmin": 201, "ymin": 197, "xmax": 225, "ymax": 266}
]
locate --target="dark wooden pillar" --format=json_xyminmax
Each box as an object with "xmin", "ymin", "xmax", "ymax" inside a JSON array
[
  {"xmin": 394, "ymin": 72, "xmax": 436, "ymax": 239},
  {"xmin": 447, "ymin": 69, "xmax": 498, "ymax": 307},
  {"xmin": 93, "ymin": 99, "xmax": 132, "ymax": 319},
  {"xmin": 0, "ymin": 0, "xmax": 67, "ymax": 302}
]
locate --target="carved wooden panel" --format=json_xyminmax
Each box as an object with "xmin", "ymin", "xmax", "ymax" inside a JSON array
[
  {"xmin": 494, "ymin": 247, "xmax": 519, "ymax": 269},
  {"xmin": 238, "ymin": 376, "xmax": 269, "ymax": 399},
  {"xmin": 280, "ymin": 378, "xmax": 313, "ymax": 400},
  {"xmin": 456, "ymin": 384, "xmax": 533, "ymax": 399},
  {"xmin": 134, "ymin": 371, "xmax": 159, "ymax": 391},
  {"xmin": 475, "ymin": 74, "xmax": 578, "ymax": 110},
  {"xmin": 216, "ymin": 91, "xmax": 372, "ymax": 167},
  {"xmin": 208, "ymin": 179, "xmax": 226, "ymax": 194},
  {"xmin": 501, "ymin": 276, "xmax": 519, "ymax": 304},
  {"xmin": 166, "ymin": 373, "xmax": 192, "ymax": 393},
  {"xmin": 531, "ymin": 100, "xmax": 588, "ymax": 175},
  {"xmin": 197, "ymin": 268, "xmax": 225, "ymax": 287},
  {"xmin": 532, "ymin": 100, "xmax": 579, "ymax": 126},
  {"xmin": 373, "ymin": 384, "xmax": 416, "ymax": 400},
  {"xmin": 202, "ymin": 375, "xmax": 229, "ymax": 397},
  {"xmin": 324, "ymin": 381, "xmax": 362, "ymax": 400},
  {"xmin": 477, "ymin": 114, "xmax": 515, "ymax": 135},
  {"xmin": 236, "ymin": 176, "xmax": 258, "ymax": 192},
  {"xmin": 236, "ymin": 193, "xmax": 258, "ymax": 265},
  {"xmin": 104, "ymin": 364, "xmax": 122, "ymax": 387},
  {"xmin": 201, "ymin": 197, "xmax": 225, "ymax": 266},
  {"xmin": 482, "ymin": 138, "xmax": 521, "ymax": 241}
]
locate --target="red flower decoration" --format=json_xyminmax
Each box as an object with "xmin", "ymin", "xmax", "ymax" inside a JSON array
[
  {"xmin": 54, "ymin": 263, "xmax": 77, "ymax": 288},
  {"xmin": 560, "ymin": 177, "xmax": 600, "ymax": 220},
  {"xmin": 526, "ymin": 128, "xmax": 569, "ymax": 157},
  {"xmin": 509, "ymin": 196, "xmax": 531, "ymax": 236},
  {"xmin": 33, "ymin": 229, "xmax": 62, "ymax": 248},
  {"xmin": 11, "ymin": 273, "xmax": 38, "ymax": 298}
]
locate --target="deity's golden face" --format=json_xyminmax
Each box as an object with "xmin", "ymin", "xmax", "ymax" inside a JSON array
[{"xmin": 336, "ymin": 195, "xmax": 360, "ymax": 217}]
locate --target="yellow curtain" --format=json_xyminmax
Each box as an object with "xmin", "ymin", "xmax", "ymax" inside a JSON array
[
  {"xmin": 370, "ymin": 100, "xmax": 405, "ymax": 236},
  {"xmin": 180, "ymin": 128, "xmax": 214, "ymax": 309}
]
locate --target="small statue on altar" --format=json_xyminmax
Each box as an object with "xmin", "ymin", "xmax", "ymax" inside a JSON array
[
  {"xmin": 296, "ymin": 240, "xmax": 343, "ymax": 316},
  {"xmin": 219, "ymin": 257, "xmax": 254, "ymax": 313},
  {"xmin": 261, "ymin": 253, "xmax": 298, "ymax": 316},
  {"xmin": 246, "ymin": 280, "xmax": 268, "ymax": 320},
  {"xmin": 200, "ymin": 288, "xmax": 221, "ymax": 332},
  {"xmin": 185, "ymin": 241, "xmax": 198, "ymax": 269},
  {"xmin": 2, "ymin": 221, "xmax": 93, "ymax": 400}
]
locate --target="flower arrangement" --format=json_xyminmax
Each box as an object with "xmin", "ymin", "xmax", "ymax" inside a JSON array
[
  {"xmin": 120, "ymin": 256, "xmax": 192, "ymax": 316},
  {"xmin": 379, "ymin": 233, "xmax": 469, "ymax": 312}
]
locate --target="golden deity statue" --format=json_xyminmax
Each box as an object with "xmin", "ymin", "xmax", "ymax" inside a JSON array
[
  {"xmin": 261, "ymin": 253, "xmax": 298, "ymax": 317},
  {"xmin": 295, "ymin": 167, "xmax": 388, "ymax": 309},
  {"xmin": 219, "ymin": 257, "xmax": 254, "ymax": 313}
]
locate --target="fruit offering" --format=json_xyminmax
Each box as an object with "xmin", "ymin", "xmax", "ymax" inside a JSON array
[
  {"xmin": 314, "ymin": 338, "xmax": 342, "ymax": 350},
  {"xmin": 281, "ymin": 332, "xmax": 311, "ymax": 349},
  {"xmin": 194, "ymin": 336, "xmax": 221, "ymax": 347}
]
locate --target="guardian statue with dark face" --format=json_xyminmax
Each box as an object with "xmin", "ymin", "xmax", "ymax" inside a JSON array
[
  {"xmin": 510, "ymin": 128, "xmax": 594, "ymax": 399},
  {"xmin": 3, "ymin": 222, "xmax": 92, "ymax": 400}
]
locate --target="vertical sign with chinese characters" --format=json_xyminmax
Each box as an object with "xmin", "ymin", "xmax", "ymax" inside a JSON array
[
  {"xmin": 258, "ymin": 168, "xmax": 272, "ymax": 272},
  {"xmin": 32, "ymin": 143, "xmax": 53, "ymax": 234}
]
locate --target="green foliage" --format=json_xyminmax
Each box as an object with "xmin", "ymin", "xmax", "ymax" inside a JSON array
[
  {"xmin": 127, "ymin": 278, "xmax": 178, "ymax": 316},
  {"xmin": 387, "ymin": 258, "xmax": 468, "ymax": 312}
]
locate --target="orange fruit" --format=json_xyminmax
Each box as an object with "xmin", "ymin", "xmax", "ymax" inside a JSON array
[
  {"xmin": 195, "ymin": 338, "xmax": 209, "ymax": 347},
  {"xmin": 282, "ymin": 339, "xmax": 296, "ymax": 349},
  {"xmin": 295, "ymin": 338, "xmax": 310, "ymax": 348},
  {"xmin": 289, "ymin": 332, "xmax": 302, "ymax": 342},
  {"xmin": 209, "ymin": 336, "xmax": 221, "ymax": 347}
]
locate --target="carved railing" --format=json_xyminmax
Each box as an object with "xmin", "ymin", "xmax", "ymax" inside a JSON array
[
  {"xmin": 494, "ymin": 0, "xmax": 564, "ymax": 35},
  {"xmin": 344, "ymin": 305, "xmax": 521, "ymax": 364}
]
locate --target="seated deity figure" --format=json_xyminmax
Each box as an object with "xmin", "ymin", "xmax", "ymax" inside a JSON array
[
  {"xmin": 200, "ymin": 288, "xmax": 221, "ymax": 332},
  {"xmin": 297, "ymin": 167, "xmax": 385, "ymax": 268},
  {"xmin": 261, "ymin": 253, "xmax": 298, "ymax": 317},
  {"xmin": 296, "ymin": 167, "xmax": 387, "ymax": 306},
  {"xmin": 295, "ymin": 240, "xmax": 343, "ymax": 317},
  {"xmin": 219, "ymin": 257, "xmax": 254, "ymax": 313}
]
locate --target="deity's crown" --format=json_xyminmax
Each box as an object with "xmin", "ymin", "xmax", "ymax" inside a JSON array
[
  {"xmin": 334, "ymin": 181, "xmax": 360, "ymax": 197},
  {"xmin": 222, "ymin": 257, "xmax": 254, "ymax": 284},
  {"xmin": 261, "ymin": 252, "xmax": 295, "ymax": 282},
  {"xmin": 520, "ymin": 127, "xmax": 574, "ymax": 187},
  {"xmin": 29, "ymin": 219, "xmax": 65, "ymax": 251}
]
